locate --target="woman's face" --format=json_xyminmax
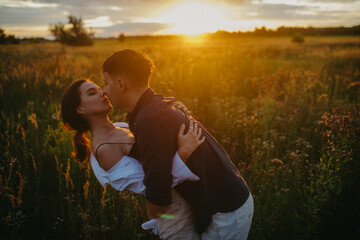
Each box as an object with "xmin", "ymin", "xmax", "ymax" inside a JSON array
[{"xmin": 77, "ymin": 81, "xmax": 112, "ymax": 116}]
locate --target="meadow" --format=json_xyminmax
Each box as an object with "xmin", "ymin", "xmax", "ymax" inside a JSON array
[{"xmin": 1, "ymin": 35, "xmax": 359, "ymax": 239}]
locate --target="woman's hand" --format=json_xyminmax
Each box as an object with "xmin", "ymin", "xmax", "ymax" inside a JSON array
[{"xmin": 178, "ymin": 120, "xmax": 205, "ymax": 162}]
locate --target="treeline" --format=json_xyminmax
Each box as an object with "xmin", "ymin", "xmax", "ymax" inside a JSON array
[
  {"xmin": 1, "ymin": 24, "xmax": 359, "ymax": 46},
  {"xmin": 208, "ymin": 25, "xmax": 360, "ymax": 38},
  {"xmin": 0, "ymin": 29, "xmax": 20, "ymax": 44},
  {"xmin": 108, "ymin": 24, "xmax": 360, "ymax": 41}
]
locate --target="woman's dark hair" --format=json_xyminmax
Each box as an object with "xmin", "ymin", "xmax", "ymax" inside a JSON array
[
  {"xmin": 61, "ymin": 79, "xmax": 91, "ymax": 164},
  {"xmin": 102, "ymin": 49, "xmax": 154, "ymax": 87}
]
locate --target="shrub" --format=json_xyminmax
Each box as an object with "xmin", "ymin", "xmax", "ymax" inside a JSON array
[
  {"xmin": 308, "ymin": 105, "xmax": 360, "ymax": 238},
  {"xmin": 291, "ymin": 33, "xmax": 305, "ymax": 44},
  {"xmin": 49, "ymin": 16, "xmax": 94, "ymax": 46},
  {"xmin": 0, "ymin": 29, "xmax": 20, "ymax": 44},
  {"xmin": 118, "ymin": 33, "xmax": 125, "ymax": 42}
]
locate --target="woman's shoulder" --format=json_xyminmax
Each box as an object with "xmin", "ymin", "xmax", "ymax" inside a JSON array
[
  {"xmin": 112, "ymin": 124, "xmax": 134, "ymax": 141},
  {"xmin": 91, "ymin": 150, "xmax": 141, "ymax": 171},
  {"xmin": 94, "ymin": 142, "xmax": 126, "ymax": 171}
]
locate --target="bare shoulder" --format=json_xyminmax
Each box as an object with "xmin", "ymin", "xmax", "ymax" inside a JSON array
[
  {"xmin": 114, "ymin": 127, "xmax": 134, "ymax": 139},
  {"xmin": 95, "ymin": 143, "xmax": 125, "ymax": 171},
  {"xmin": 93, "ymin": 129, "xmax": 135, "ymax": 171}
]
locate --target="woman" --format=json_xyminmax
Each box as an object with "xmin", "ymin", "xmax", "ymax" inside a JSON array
[{"xmin": 60, "ymin": 79, "xmax": 204, "ymax": 238}]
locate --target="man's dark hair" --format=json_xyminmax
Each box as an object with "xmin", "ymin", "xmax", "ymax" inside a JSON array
[{"xmin": 102, "ymin": 49, "xmax": 154, "ymax": 87}]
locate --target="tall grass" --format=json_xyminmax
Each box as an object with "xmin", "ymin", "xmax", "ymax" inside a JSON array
[{"xmin": 0, "ymin": 36, "xmax": 359, "ymax": 239}]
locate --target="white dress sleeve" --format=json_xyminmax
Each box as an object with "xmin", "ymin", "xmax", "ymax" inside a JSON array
[{"xmin": 91, "ymin": 152, "xmax": 199, "ymax": 194}]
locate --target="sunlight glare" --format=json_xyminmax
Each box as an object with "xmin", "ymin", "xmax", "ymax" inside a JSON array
[{"xmin": 156, "ymin": 2, "xmax": 229, "ymax": 35}]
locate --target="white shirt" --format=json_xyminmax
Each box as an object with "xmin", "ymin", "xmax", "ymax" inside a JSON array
[
  {"xmin": 90, "ymin": 122, "xmax": 200, "ymax": 192},
  {"xmin": 90, "ymin": 122, "xmax": 200, "ymax": 233}
]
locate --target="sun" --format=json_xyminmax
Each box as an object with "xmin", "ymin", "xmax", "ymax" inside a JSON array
[{"xmin": 156, "ymin": 1, "xmax": 229, "ymax": 35}]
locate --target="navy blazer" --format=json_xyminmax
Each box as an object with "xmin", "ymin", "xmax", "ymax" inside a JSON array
[{"xmin": 127, "ymin": 88, "xmax": 250, "ymax": 234}]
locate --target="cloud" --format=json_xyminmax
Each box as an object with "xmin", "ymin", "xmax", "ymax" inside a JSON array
[
  {"xmin": 0, "ymin": 6, "xmax": 64, "ymax": 26},
  {"xmin": 1, "ymin": 0, "xmax": 58, "ymax": 8},
  {"xmin": 307, "ymin": 0, "xmax": 359, "ymax": 2},
  {"xmin": 94, "ymin": 22, "xmax": 173, "ymax": 37},
  {"xmin": 84, "ymin": 16, "xmax": 114, "ymax": 28},
  {"xmin": 231, "ymin": 0, "xmax": 360, "ymax": 20},
  {"xmin": 0, "ymin": 0, "xmax": 359, "ymax": 37}
]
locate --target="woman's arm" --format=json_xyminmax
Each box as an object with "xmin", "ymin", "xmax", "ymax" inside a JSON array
[{"xmin": 177, "ymin": 120, "xmax": 205, "ymax": 162}]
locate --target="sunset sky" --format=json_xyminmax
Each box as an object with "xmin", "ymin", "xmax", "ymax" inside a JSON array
[{"xmin": 1, "ymin": 0, "xmax": 360, "ymax": 38}]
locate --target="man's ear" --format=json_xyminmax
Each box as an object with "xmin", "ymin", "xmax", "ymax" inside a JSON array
[
  {"xmin": 117, "ymin": 77, "xmax": 127, "ymax": 92},
  {"xmin": 76, "ymin": 106, "xmax": 86, "ymax": 115}
]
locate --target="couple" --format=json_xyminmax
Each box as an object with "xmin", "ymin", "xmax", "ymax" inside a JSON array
[{"xmin": 60, "ymin": 49, "xmax": 254, "ymax": 239}]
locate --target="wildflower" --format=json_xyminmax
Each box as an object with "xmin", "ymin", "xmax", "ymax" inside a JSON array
[
  {"xmin": 101, "ymin": 184, "xmax": 110, "ymax": 207},
  {"xmin": 15, "ymin": 171, "xmax": 24, "ymax": 206},
  {"xmin": 271, "ymin": 158, "xmax": 284, "ymax": 166},
  {"xmin": 9, "ymin": 195, "xmax": 16, "ymax": 208},
  {"xmin": 27, "ymin": 113, "xmax": 38, "ymax": 129},
  {"xmin": 51, "ymin": 110, "xmax": 60, "ymax": 120},
  {"xmin": 63, "ymin": 158, "xmax": 74, "ymax": 190},
  {"xmin": 317, "ymin": 93, "xmax": 328, "ymax": 102},
  {"xmin": 347, "ymin": 81, "xmax": 360, "ymax": 90},
  {"xmin": 268, "ymin": 169, "xmax": 275, "ymax": 177},
  {"xmin": 83, "ymin": 180, "xmax": 90, "ymax": 200}
]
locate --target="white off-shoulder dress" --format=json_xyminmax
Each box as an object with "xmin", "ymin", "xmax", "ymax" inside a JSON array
[{"xmin": 90, "ymin": 122, "xmax": 200, "ymax": 233}]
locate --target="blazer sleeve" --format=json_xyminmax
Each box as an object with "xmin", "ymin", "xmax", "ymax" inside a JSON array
[{"xmin": 135, "ymin": 117, "xmax": 178, "ymax": 206}]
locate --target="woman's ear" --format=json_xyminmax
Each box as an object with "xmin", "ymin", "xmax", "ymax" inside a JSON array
[{"xmin": 76, "ymin": 105, "xmax": 86, "ymax": 115}]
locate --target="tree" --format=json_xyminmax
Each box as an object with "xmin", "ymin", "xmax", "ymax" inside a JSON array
[
  {"xmin": 118, "ymin": 33, "xmax": 125, "ymax": 42},
  {"xmin": 0, "ymin": 28, "xmax": 20, "ymax": 44},
  {"xmin": 0, "ymin": 29, "xmax": 6, "ymax": 44},
  {"xmin": 49, "ymin": 15, "xmax": 95, "ymax": 46}
]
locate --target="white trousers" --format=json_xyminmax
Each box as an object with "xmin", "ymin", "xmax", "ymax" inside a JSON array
[
  {"xmin": 201, "ymin": 193, "xmax": 254, "ymax": 240},
  {"xmin": 156, "ymin": 189, "xmax": 200, "ymax": 240},
  {"xmin": 156, "ymin": 190, "xmax": 254, "ymax": 240}
]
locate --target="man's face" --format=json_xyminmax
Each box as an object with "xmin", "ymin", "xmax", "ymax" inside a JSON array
[{"xmin": 102, "ymin": 72, "xmax": 124, "ymax": 109}]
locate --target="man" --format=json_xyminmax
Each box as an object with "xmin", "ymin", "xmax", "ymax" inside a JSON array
[{"xmin": 102, "ymin": 49, "xmax": 254, "ymax": 239}]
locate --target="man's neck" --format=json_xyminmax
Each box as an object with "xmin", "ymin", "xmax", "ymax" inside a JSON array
[{"xmin": 127, "ymin": 87, "xmax": 149, "ymax": 112}]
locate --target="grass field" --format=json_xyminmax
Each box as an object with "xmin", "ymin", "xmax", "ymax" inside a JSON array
[{"xmin": 1, "ymin": 36, "xmax": 360, "ymax": 239}]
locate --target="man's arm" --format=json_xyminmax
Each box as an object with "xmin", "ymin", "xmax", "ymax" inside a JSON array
[{"xmin": 135, "ymin": 117, "xmax": 179, "ymax": 218}]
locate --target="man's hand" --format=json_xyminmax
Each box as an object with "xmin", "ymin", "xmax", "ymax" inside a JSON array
[
  {"xmin": 146, "ymin": 200, "xmax": 169, "ymax": 219},
  {"xmin": 178, "ymin": 120, "xmax": 205, "ymax": 162}
]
